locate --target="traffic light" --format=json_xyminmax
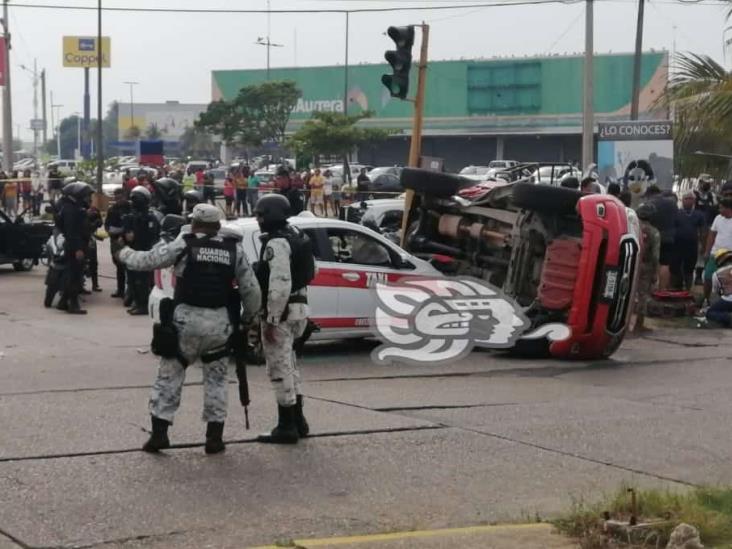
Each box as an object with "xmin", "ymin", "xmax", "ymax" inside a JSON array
[{"xmin": 381, "ymin": 25, "xmax": 415, "ymax": 100}]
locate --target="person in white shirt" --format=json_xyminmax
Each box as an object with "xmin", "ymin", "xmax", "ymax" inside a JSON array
[{"xmin": 703, "ymin": 198, "xmax": 732, "ymax": 304}]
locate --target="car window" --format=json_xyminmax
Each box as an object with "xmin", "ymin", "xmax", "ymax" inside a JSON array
[
  {"xmin": 325, "ymin": 228, "xmax": 393, "ymax": 267},
  {"xmin": 249, "ymin": 226, "xmax": 331, "ymax": 263}
]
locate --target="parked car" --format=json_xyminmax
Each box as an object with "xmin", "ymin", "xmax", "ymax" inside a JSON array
[
  {"xmin": 185, "ymin": 160, "xmax": 210, "ymax": 176},
  {"xmin": 458, "ymin": 165, "xmax": 492, "ymax": 181},
  {"xmin": 342, "ymin": 197, "xmax": 405, "ymax": 244},
  {"xmin": 147, "ymin": 213, "xmax": 441, "ymax": 345},
  {"xmin": 205, "ymin": 168, "xmax": 228, "ymax": 194},
  {"xmin": 47, "ymin": 160, "xmax": 77, "ymax": 176},
  {"xmin": 0, "ymin": 209, "xmax": 53, "ymax": 271},
  {"xmin": 400, "ymin": 167, "xmax": 640, "ymax": 360},
  {"xmin": 366, "ymin": 167, "xmax": 403, "ymax": 197}
]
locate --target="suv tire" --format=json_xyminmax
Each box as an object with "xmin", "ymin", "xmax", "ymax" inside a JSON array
[
  {"xmin": 512, "ymin": 182, "xmax": 580, "ymax": 215},
  {"xmin": 401, "ymin": 168, "xmax": 471, "ymax": 198}
]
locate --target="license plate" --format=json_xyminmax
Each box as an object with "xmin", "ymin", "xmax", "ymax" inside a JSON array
[{"xmin": 603, "ymin": 270, "xmax": 618, "ymax": 300}]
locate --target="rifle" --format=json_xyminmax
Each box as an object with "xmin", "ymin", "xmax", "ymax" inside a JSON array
[{"xmin": 227, "ymin": 289, "xmax": 251, "ymax": 429}]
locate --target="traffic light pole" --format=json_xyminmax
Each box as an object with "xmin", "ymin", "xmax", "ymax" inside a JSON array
[
  {"xmin": 407, "ymin": 23, "xmax": 429, "ymax": 168},
  {"xmin": 401, "ymin": 23, "xmax": 429, "ymax": 248}
]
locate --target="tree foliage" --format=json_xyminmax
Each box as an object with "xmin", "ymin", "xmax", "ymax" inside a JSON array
[
  {"xmin": 179, "ymin": 126, "xmax": 217, "ymax": 158},
  {"xmin": 145, "ymin": 123, "xmax": 162, "ymax": 140},
  {"xmin": 195, "ymin": 80, "xmax": 301, "ymax": 147},
  {"xmin": 287, "ymin": 111, "xmax": 393, "ymax": 161},
  {"xmin": 659, "ymin": 53, "xmax": 732, "ymax": 177}
]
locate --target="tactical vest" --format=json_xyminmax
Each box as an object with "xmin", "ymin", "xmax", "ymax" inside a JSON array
[
  {"xmin": 175, "ymin": 234, "xmax": 237, "ymax": 308},
  {"xmin": 255, "ymin": 226, "xmax": 315, "ymax": 297},
  {"xmin": 717, "ymin": 265, "xmax": 732, "ymax": 297}
]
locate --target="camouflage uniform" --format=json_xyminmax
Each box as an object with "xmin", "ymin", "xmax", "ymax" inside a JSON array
[
  {"xmin": 637, "ymin": 220, "xmax": 660, "ymax": 315},
  {"xmin": 119, "ymin": 226, "xmax": 261, "ymax": 423},
  {"xmin": 261, "ymin": 237, "xmax": 309, "ymax": 406}
]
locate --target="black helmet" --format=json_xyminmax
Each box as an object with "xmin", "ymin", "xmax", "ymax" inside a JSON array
[
  {"xmin": 153, "ymin": 177, "xmax": 180, "ymax": 199},
  {"xmin": 636, "ymin": 202, "xmax": 656, "ymax": 221},
  {"xmin": 130, "ymin": 185, "xmax": 151, "ymax": 210},
  {"xmin": 254, "ymin": 193, "xmax": 291, "ymax": 231},
  {"xmin": 160, "ymin": 214, "xmax": 186, "ymax": 242},
  {"xmin": 183, "ymin": 189, "xmax": 203, "ymax": 209},
  {"xmin": 62, "ymin": 181, "xmax": 94, "ymax": 206}
]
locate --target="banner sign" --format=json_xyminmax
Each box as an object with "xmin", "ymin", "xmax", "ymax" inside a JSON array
[{"xmin": 598, "ymin": 121, "xmax": 673, "ymax": 141}]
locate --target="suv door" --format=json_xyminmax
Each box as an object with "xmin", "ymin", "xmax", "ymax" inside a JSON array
[
  {"xmin": 1, "ymin": 212, "xmax": 51, "ymax": 260},
  {"xmin": 321, "ymin": 226, "xmax": 416, "ymax": 326}
]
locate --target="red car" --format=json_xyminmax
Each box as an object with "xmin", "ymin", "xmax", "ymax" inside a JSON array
[{"xmin": 400, "ymin": 167, "xmax": 640, "ymax": 360}]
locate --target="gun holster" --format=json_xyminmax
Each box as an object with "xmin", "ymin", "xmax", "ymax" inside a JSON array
[{"xmin": 151, "ymin": 298, "xmax": 189, "ymax": 367}]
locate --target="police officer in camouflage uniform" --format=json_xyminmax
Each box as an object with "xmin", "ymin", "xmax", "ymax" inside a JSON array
[
  {"xmin": 117, "ymin": 204, "xmax": 261, "ymax": 454},
  {"xmin": 632, "ymin": 202, "xmax": 661, "ymax": 335},
  {"xmin": 253, "ymin": 194, "xmax": 315, "ymax": 444}
]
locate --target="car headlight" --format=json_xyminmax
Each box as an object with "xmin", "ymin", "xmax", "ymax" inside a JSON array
[{"xmin": 625, "ymin": 207, "xmax": 640, "ymax": 240}]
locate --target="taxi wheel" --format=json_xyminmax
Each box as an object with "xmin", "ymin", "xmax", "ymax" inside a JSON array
[{"xmin": 13, "ymin": 258, "xmax": 34, "ymax": 272}]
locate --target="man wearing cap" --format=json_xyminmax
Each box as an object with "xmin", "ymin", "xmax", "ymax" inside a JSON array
[
  {"xmin": 703, "ymin": 198, "xmax": 732, "ymax": 305},
  {"xmin": 117, "ymin": 204, "xmax": 261, "ymax": 455},
  {"xmin": 706, "ymin": 250, "xmax": 732, "ymax": 327}
]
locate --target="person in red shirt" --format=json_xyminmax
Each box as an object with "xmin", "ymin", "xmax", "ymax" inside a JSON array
[
  {"xmin": 195, "ymin": 168, "xmax": 205, "ymax": 188},
  {"xmin": 223, "ymin": 176, "xmax": 235, "ymax": 217}
]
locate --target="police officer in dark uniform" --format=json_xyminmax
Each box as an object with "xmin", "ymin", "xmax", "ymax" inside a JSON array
[
  {"xmin": 123, "ymin": 186, "xmax": 161, "ymax": 315},
  {"xmin": 253, "ymin": 194, "xmax": 316, "ymax": 444},
  {"xmin": 56, "ymin": 182, "xmax": 94, "ymax": 315},
  {"xmin": 105, "ymin": 188, "xmax": 131, "ymax": 299}
]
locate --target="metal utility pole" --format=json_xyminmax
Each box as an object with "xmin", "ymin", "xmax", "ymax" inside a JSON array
[
  {"xmin": 400, "ymin": 23, "xmax": 430, "ymax": 248},
  {"xmin": 72, "ymin": 112, "xmax": 81, "ymax": 157},
  {"xmin": 51, "ymin": 101, "xmax": 62, "ymax": 158},
  {"xmin": 41, "ymin": 69, "xmax": 47, "ymax": 145},
  {"xmin": 32, "ymin": 60, "xmax": 38, "ymax": 160},
  {"xmin": 2, "ymin": 0, "xmax": 13, "ymax": 171},
  {"xmin": 124, "ymin": 81, "xmax": 138, "ymax": 135},
  {"xmin": 630, "ymin": 0, "xmax": 645, "ymax": 120},
  {"xmin": 83, "ymin": 67, "xmax": 90, "ymax": 159},
  {"xmin": 96, "ymin": 0, "xmax": 103, "ymax": 192},
  {"xmin": 343, "ymin": 11, "xmax": 350, "ymax": 182},
  {"xmin": 581, "ymin": 0, "xmax": 594, "ymax": 170},
  {"xmin": 255, "ymin": 37, "xmax": 284, "ymax": 80}
]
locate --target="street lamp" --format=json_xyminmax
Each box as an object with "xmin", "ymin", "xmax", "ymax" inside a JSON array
[{"xmin": 123, "ymin": 81, "xmax": 139, "ymax": 138}]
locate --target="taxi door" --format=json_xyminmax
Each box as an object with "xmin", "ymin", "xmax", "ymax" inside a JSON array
[{"xmin": 249, "ymin": 226, "xmax": 338, "ymax": 326}]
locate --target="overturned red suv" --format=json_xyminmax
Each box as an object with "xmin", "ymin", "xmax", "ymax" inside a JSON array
[{"xmin": 400, "ymin": 166, "xmax": 640, "ymax": 360}]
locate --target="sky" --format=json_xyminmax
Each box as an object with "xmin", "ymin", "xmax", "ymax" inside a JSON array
[{"xmin": 3, "ymin": 0, "xmax": 731, "ymax": 143}]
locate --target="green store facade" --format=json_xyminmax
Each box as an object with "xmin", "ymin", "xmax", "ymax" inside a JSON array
[{"xmin": 212, "ymin": 51, "xmax": 668, "ymax": 171}]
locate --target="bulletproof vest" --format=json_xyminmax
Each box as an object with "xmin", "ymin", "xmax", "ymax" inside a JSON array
[
  {"xmin": 256, "ymin": 225, "xmax": 315, "ymax": 296},
  {"xmin": 717, "ymin": 266, "xmax": 732, "ymax": 297},
  {"xmin": 128, "ymin": 210, "xmax": 160, "ymax": 251},
  {"xmin": 175, "ymin": 234, "xmax": 237, "ymax": 308}
]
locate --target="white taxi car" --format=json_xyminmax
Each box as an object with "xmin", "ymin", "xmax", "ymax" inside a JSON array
[{"xmin": 148, "ymin": 212, "xmax": 441, "ymax": 342}]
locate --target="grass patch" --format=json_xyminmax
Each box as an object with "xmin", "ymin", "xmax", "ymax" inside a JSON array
[{"xmin": 552, "ymin": 485, "xmax": 732, "ymax": 548}]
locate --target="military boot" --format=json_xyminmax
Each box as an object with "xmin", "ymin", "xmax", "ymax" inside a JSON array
[
  {"xmin": 257, "ymin": 405, "xmax": 299, "ymax": 444},
  {"xmin": 205, "ymin": 422, "xmax": 226, "ymax": 455},
  {"xmin": 294, "ymin": 395, "xmax": 309, "ymax": 438},
  {"xmin": 142, "ymin": 416, "xmax": 170, "ymax": 453}
]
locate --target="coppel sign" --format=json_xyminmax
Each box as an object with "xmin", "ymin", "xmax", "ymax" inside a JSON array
[
  {"xmin": 598, "ymin": 121, "xmax": 672, "ymax": 141},
  {"xmin": 62, "ymin": 36, "xmax": 111, "ymax": 68}
]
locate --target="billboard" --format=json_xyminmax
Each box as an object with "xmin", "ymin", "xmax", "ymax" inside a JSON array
[
  {"xmin": 62, "ymin": 36, "xmax": 111, "ymax": 68},
  {"xmin": 597, "ymin": 120, "xmax": 674, "ymax": 192},
  {"xmin": 117, "ymin": 102, "xmax": 207, "ymax": 141}
]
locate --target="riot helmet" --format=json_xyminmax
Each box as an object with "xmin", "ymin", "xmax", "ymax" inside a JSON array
[
  {"xmin": 62, "ymin": 181, "xmax": 94, "ymax": 207},
  {"xmin": 183, "ymin": 189, "xmax": 203, "ymax": 210},
  {"xmin": 129, "ymin": 185, "xmax": 152, "ymax": 211},
  {"xmin": 253, "ymin": 193, "xmax": 291, "ymax": 232}
]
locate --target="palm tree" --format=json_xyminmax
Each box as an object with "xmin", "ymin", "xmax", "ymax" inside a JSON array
[{"xmin": 663, "ymin": 53, "xmax": 732, "ymax": 147}]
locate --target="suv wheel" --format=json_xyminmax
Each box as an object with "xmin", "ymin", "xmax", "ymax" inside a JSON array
[
  {"xmin": 512, "ymin": 182, "xmax": 581, "ymax": 215},
  {"xmin": 13, "ymin": 258, "xmax": 34, "ymax": 272}
]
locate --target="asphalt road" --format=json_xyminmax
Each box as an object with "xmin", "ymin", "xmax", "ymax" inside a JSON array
[{"xmin": 1, "ymin": 255, "xmax": 731, "ymax": 549}]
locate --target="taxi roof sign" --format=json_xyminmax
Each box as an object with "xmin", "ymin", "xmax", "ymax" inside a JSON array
[{"xmin": 62, "ymin": 36, "xmax": 111, "ymax": 68}]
